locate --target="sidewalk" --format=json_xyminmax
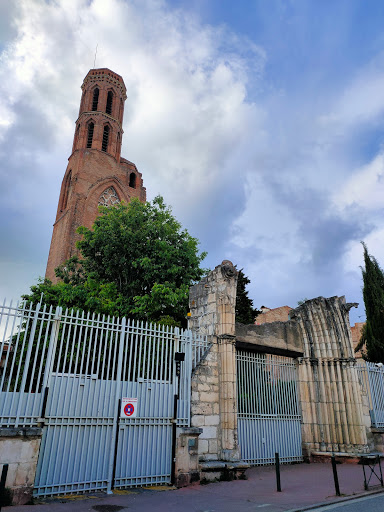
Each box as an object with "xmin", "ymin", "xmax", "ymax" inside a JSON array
[{"xmin": 5, "ymin": 461, "xmax": 384, "ymax": 512}]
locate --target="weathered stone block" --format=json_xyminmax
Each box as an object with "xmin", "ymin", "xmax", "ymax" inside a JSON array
[
  {"xmin": 191, "ymin": 415, "xmax": 205, "ymax": 427},
  {"xmin": 198, "ymin": 439, "xmax": 208, "ymax": 454},
  {"xmin": 209, "ymin": 439, "xmax": 218, "ymax": 453},
  {"xmin": 200, "ymin": 426, "xmax": 217, "ymax": 439},
  {"xmin": 200, "ymin": 392, "xmax": 219, "ymax": 402},
  {"xmin": 205, "ymin": 415, "xmax": 220, "ymax": 426}
]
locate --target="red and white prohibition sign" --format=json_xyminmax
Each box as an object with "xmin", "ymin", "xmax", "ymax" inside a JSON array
[{"xmin": 121, "ymin": 398, "xmax": 138, "ymax": 418}]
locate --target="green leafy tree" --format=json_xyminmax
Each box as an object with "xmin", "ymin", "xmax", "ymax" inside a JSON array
[
  {"xmin": 235, "ymin": 270, "xmax": 260, "ymax": 324},
  {"xmin": 359, "ymin": 242, "xmax": 384, "ymax": 362},
  {"xmin": 23, "ymin": 196, "xmax": 207, "ymax": 325}
]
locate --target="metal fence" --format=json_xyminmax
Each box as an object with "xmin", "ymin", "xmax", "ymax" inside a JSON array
[
  {"xmin": 357, "ymin": 361, "xmax": 384, "ymax": 428},
  {"xmin": 0, "ymin": 300, "xmax": 210, "ymax": 495},
  {"xmin": 236, "ymin": 350, "xmax": 303, "ymax": 465}
]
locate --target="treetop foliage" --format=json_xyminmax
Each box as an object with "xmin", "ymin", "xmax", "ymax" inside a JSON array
[
  {"xmin": 359, "ymin": 242, "xmax": 384, "ymax": 362},
  {"xmin": 235, "ymin": 269, "xmax": 260, "ymax": 324},
  {"xmin": 24, "ymin": 196, "xmax": 207, "ymax": 325}
]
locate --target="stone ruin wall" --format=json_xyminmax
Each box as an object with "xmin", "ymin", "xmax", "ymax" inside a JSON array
[
  {"xmin": 290, "ymin": 297, "xmax": 370, "ymax": 456},
  {"xmin": 189, "ymin": 261, "xmax": 239, "ymax": 462},
  {"xmin": 189, "ymin": 262, "xmax": 373, "ymax": 465},
  {"xmin": 190, "ymin": 345, "xmax": 221, "ymax": 461}
]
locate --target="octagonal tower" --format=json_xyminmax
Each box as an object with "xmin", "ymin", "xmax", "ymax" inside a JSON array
[{"xmin": 45, "ymin": 68, "xmax": 146, "ymax": 282}]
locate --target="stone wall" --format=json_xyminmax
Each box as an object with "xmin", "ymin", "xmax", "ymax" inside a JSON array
[
  {"xmin": 191, "ymin": 343, "xmax": 221, "ymax": 461},
  {"xmin": 0, "ymin": 427, "xmax": 42, "ymax": 505},
  {"xmin": 236, "ymin": 320, "xmax": 303, "ymax": 357}
]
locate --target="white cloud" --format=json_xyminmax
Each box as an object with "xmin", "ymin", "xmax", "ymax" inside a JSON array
[{"xmin": 1, "ymin": 0, "xmax": 384, "ymax": 325}]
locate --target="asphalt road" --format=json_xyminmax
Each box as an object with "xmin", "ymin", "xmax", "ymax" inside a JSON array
[{"xmin": 312, "ymin": 493, "xmax": 384, "ymax": 511}]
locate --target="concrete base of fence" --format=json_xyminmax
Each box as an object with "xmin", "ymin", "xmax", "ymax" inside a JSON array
[
  {"xmin": 175, "ymin": 427, "xmax": 203, "ymax": 487},
  {"xmin": 200, "ymin": 460, "xmax": 249, "ymax": 483},
  {"xmin": 0, "ymin": 427, "xmax": 42, "ymax": 505}
]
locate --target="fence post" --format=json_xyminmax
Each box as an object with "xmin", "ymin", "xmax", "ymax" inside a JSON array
[
  {"xmin": 275, "ymin": 452, "xmax": 281, "ymax": 492},
  {"xmin": 185, "ymin": 330, "xmax": 193, "ymax": 426},
  {"xmin": 331, "ymin": 455, "xmax": 340, "ymax": 496},
  {"xmin": 107, "ymin": 317, "xmax": 126, "ymax": 494}
]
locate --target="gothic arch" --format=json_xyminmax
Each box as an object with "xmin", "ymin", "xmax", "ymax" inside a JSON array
[
  {"xmin": 86, "ymin": 118, "xmax": 96, "ymax": 148},
  {"xmin": 101, "ymin": 121, "xmax": 112, "ymax": 152},
  {"xmin": 105, "ymin": 87, "xmax": 117, "ymax": 116},
  {"xmin": 129, "ymin": 172, "xmax": 136, "ymax": 188},
  {"xmin": 91, "ymin": 86, "xmax": 100, "ymax": 111},
  {"xmin": 88, "ymin": 84, "xmax": 101, "ymax": 111},
  {"xmin": 98, "ymin": 186, "xmax": 120, "ymax": 207},
  {"xmin": 85, "ymin": 177, "xmax": 131, "ymax": 222}
]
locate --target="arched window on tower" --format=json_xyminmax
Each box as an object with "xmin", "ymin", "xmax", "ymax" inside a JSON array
[
  {"xmin": 98, "ymin": 187, "xmax": 120, "ymax": 207},
  {"xmin": 87, "ymin": 122, "xmax": 94, "ymax": 148},
  {"xmin": 102, "ymin": 125, "xmax": 110, "ymax": 152},
  {"xmin": 106, "ymin": 91, "xmax": 113, "ymax": 115},
  {"xmin": 61, "ymin": 170, "xmax": 72, "ymax": 211},
  {"xmin": 92, "ymin": 88, "xmax": 99, "ymax": 111},
  {"xmin": 129, "ymin": 172, "xmax": 136, "ymax": 188}
]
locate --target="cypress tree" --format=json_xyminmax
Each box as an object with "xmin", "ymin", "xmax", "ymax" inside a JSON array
[
  {"xmin": 361, "ymin": 242, "xmax": 384, "ymax": 362},
  {"xmin": 236, "ymin": 270, "xmax": 260, "ymax": 324}
]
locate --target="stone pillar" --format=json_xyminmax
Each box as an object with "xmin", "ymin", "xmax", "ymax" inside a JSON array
[
  {"xmin": 174, "ymin": 427, "xmax": 202, "ymax": 487},
  {"xmin": 189, "ymin": 260, "xmax": 240, "ymax": 462},
  {"xmin": 290, "ymin": 296, "xmax": 369, "ymax": 457}
]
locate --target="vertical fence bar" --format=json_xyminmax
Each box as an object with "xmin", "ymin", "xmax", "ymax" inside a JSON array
[
  {"xmin": 41, "ymin": 306, "xmax": 62, "ymax": 390},
  {"xmin": 14, "ymin": 303, "xmax": 41, "ymax": 427}
]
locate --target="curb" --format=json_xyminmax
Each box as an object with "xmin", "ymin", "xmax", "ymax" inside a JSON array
[{"xmin": 286, "ymin": 486, "xmax": 384, "ymax": 511}]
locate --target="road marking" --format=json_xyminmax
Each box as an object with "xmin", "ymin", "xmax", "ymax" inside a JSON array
[{"xmin": 307, "ymin": 492, "xmax": 384, "ymax": 510}]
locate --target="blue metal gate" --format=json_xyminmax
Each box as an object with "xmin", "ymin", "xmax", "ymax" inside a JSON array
[
  {"xmin": 0, "ymin": 301, "xmax": 209, "ymax": 496},
  {"xmin": 236, "ymin": 350, "xmax": 303, "ymax": 465},
  {"xmin": 357, "ymin": 361, "xmax": 384, "ymax": 428}
]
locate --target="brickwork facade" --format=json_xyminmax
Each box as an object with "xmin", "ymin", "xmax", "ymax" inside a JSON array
[
  {"xmin": 256, "ymin": 305, "xmax": 292, "ymax": 324},
  {"xmin": 46, "ymin": 68, "xmax": 146, "ymax": 281},
  {"xmin": 351, "ymin": 322, "xmax": 365, "ymax": 359}
]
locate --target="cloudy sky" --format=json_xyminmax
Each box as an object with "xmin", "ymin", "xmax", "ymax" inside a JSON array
[{"xmin": 2, "ymin": 0, "xmax": 384, "ymax": 323}]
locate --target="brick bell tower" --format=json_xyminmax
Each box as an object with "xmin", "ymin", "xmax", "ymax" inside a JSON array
[{"xmin": 46, "ymin": 68, "xmax": 146, "ymax": 282}]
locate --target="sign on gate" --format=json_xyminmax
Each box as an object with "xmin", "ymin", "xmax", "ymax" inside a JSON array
[{"xmin": 121, "ymin": 398, "xmax": 138, "ymax": 418}]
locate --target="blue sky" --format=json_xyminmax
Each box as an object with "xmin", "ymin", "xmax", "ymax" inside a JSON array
[{"xmin": 2, "ymin": 0, "xmax": 384, "ymax": 324}]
